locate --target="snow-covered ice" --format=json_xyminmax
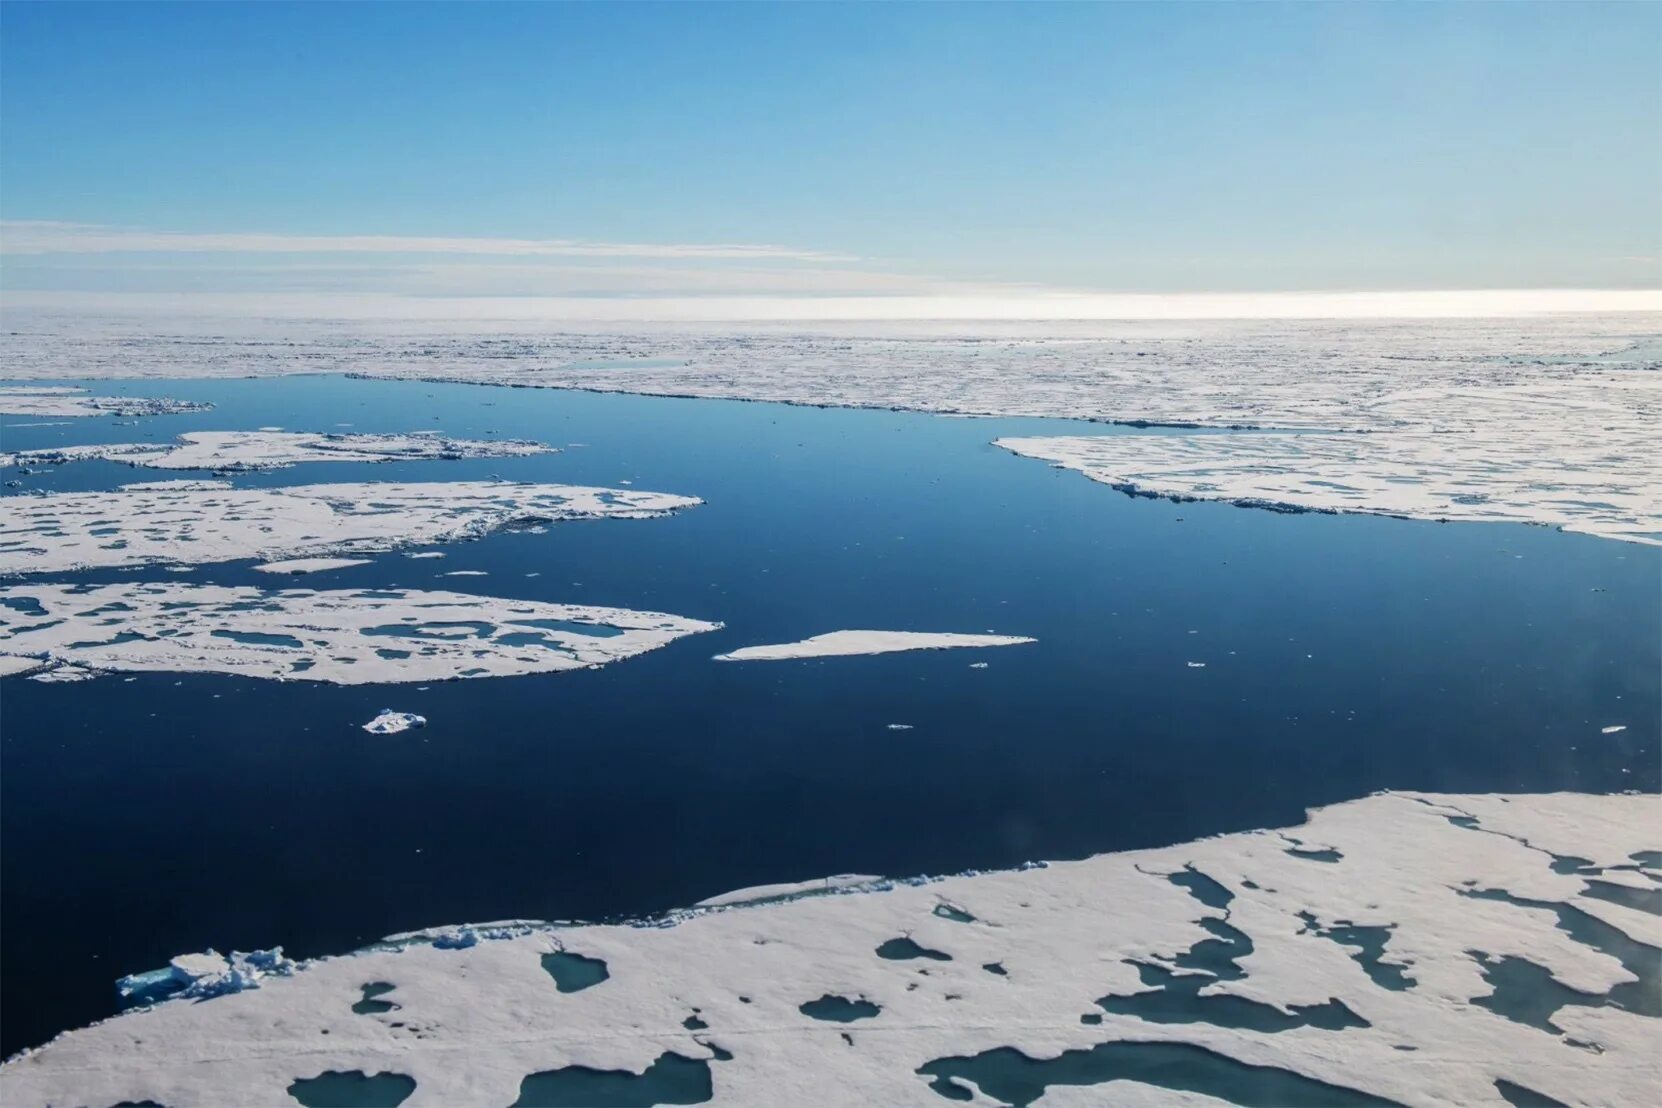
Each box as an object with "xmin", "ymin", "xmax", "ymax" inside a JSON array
[
  {"xmin": 0, "ymin": 583, "xmax": 721, "ymax": 684},
  {"xmin": 713, "ymin": 630, "xmax": 1036, "ymax": 662},
  {"xmin": 2, "ymin": 790, "xmax": 1654, "ymax": 1107},
  {"xmin": 362, "ymin": 709, "xmax": 427, "ymax": 735},
  {"xmin": 0, "ymin": 479, "xmax": 701, "ymax": 574},
  {"xmin": 0, "ymin": 385, "xmax": 209, "ymax": 419},
  {"xmin": 2, "ymin": 428, "xmax": 552, "ymax": 472}
]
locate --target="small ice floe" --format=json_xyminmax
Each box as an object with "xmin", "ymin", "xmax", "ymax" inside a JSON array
[
  {"xmin": 26, "ymin": 663, "xmax": 96, "ymax": 683},
  {"xmin": 714, "ymin": 630, "xmax": 1036, "ymax": 662},
  {"xmin": 0, "ymin": 386, "xmax": 211, "ymax": 419},
  {"xmin": 116, "ymin": 948, "xmax": 295, "ymax": 1009},
  {"xmin": 3, "ymin": 429, "xmax": 553, "ymax": 472},
  {"xmin": 886, "ymin": 723, "xmax": 915, "ymax": 731},
  {"xmin": 363, "ymin": 709, "xmax": 427, "ymax": 735},
  {"xmin": 441, "ymin": 570, "xmax": 489, "ymax": 577},
  {"xmin": 252, "ymin": 557, "xmax": 372, "ymax": 575},
  {"xmin": 406, "ymin": 551, "xmax": 446, "ymax": 559},
  {"xmin": 1602, "ymin": 725, "xmax": 1628, "ymax": 735},
  {"xmin": 969, "ymin": 662, "xmax": 989, "ymax": 669},
  {"xmin": 1186, "ymin": 661, "xmax": 1207, "ymax": 668}
]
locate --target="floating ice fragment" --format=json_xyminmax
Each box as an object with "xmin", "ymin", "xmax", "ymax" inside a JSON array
[
  {"xmin": 1187, "ymin": 661, "xmax": 1207, "ymax": 668},
  {"xmin": 886, "ymin": 723, "xmax": 915, "ymax": 731},
  {"xmin": 363, "ymin": 710, "xmax": 427, "ymax": 735},
  {"xmin": 253, "ymin": 557, "xmax": 372, "ymax": 575},
  {"xmin": 714, "ymin": 630, "xmax": 1036, "ymax": 662},
  {"xmin": 1602, "ymin": 725, "xmax": 1628, "ymax": 735},
  {"xmin": 116, "ymin": 947, "xmax": 296, "ymax": 1009}
]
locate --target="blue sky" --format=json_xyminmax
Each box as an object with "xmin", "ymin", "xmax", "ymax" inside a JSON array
[{"xmin": 1, "ymin": 0, "xmax": 1657, "ymax": 310}]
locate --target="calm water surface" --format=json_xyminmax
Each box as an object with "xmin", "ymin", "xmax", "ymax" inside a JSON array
[{"xmin": 2, "ymin": 376, "xmax": 1656, "ymax": 1055}]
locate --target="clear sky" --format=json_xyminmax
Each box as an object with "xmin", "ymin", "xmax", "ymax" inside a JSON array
[{"xmin": 1, "ymin": 0, "xmax": 1658, "ymax": 313}]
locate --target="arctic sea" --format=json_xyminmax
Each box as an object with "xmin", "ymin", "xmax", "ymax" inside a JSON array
[{"xmin": 2, "ymin": 376, "xmax": 1656, "ymax": 1055}]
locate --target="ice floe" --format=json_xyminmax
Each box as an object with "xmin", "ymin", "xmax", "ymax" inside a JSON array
[
  {"xmin": 363, "ymin": 710, "xmax": 427, "ymax": 735},
  {"xmin": 2, "ymin": 429, "xmax": 551, "ymax": 471},
  {"xmin": 2, "ymin": 790, "xmax": 1655, "ymax": 1106},
  {"xmin": 252, "ymin": 557, "xmax": 372, "ymax": 575},
  {"xmin": 996, "ymin": 430, "xmax": 1662, "ymax": 545},
  {"xmin": 713, "ymin": 630, "xmax": 1036, "ymax": 662},
  {"xmin": 0, "ymin": 479, "xmax": 700, "ymax": 574},
  {"xmin": 0, "ymin": 385, "xmax": 210, "ymax": 419},
  {"xmin": 0, "ymin": 583, "xmax": 721, "ymax": 684}
]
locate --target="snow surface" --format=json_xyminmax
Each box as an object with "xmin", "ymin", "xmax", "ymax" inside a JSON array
[
  {"xmin": 0, "ymin": 479, "xmax": 701, "ymax": 574},
  {"xmin": 0, "ymin": 385, "xmax": 209, "ymax": 418},
  {"xmin": 252, "ymin": 557, "xmax": 371, "ymax": 575},
  {"xmin": 2, "ymin": 429, "xmax": 551, "ymax": 472},
  {"xmin": 714, "ymin": 630, "xmax": 1037, "ymax": 662},
  {"xmin": 2, "ymin": 791, "xmax": 1654, "ymax": 1107},
  {"xmin": 0, "ymin": 583, "xmax": 721, "ymax": 684},
  {"xmin": 363, "ymin": 709, "xmax": 427, "ymax": 735}
]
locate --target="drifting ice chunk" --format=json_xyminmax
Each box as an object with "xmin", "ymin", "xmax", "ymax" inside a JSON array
[
  {"xmin": 713, "ymin": 630, "xmax": 1036, "ymax": 662},
  {"xmin": 116, "ymin": 948, "xmax": 296, "ymax": 1009},
  {"xmin": 364, "ymin": 710, "xmax": 427, "ymax": 735},
  {"xmin": 253, "ymin": 557, "xmax": 372, "ymax": 575}
]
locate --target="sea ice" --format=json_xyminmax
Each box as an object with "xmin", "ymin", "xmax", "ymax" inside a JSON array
[
  {"xmin": 0, "ymin": 385, "xmax": 210, "ymax": 419},
  {"xmin": 0, "ymin": 479, "xmax": 701, "ymax": 574},
  {"xmin": 5, "ymin": 315, "xmax": 1655, "ymax": 539},
  {"xmin": 363, "ymin": 710, "xmax": 427, "ymax": 735},
  {"xmin": 2, "ymin": 429, "xmax": 552, "ymax": 472},
  {"xmin": 1, "ymin": 791, "xmax": 1654, "ymax": 1107},
  {"xmin": 0, "ymin": 583, "xmax": 722, "ymax": 684},
  {"xmin": 713, "ymin": 630, "xmax": 1036, "ymax": 662}
]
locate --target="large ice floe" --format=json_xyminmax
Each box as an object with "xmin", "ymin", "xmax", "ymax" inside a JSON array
[
  {"xmin": 996, "ymin": 430, "xmax": 1662, "ymax": 545},
  {"xmin": 714, "ymin": 631, "xmax": 1037, "ymax": 662},
  {"xmin": 2, "ymin": 791, "xmax": 1655, "ymax": 1106},
  {"xmin": 0, "ymin": 479, "xmax": 700, "ymax": 574},
  {"xmin": 0, "ymin": 384, "xmax": 210, "ymax": 418},
  {"xmin": 0, "ymin": 583, "xmax": 720, "ymax": 684},
  {"xmin": 2, "ymin": 429, "xmax": 551, "ymax": 472}
]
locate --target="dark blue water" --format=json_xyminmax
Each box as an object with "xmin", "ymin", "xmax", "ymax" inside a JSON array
[{"xmin": 2, "ymin": 376, "xmax": 1657, "ymax": 1057}]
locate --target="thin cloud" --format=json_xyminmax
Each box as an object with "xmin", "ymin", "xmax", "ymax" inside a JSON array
[{"xmin": 0, "ymin": 220, "xmax": 857, "ymax": 262}]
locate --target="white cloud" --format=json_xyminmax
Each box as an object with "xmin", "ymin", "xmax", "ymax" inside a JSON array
[{"xmin": 0, "ymin": 220, "xmax": 856, "ymax": 262}]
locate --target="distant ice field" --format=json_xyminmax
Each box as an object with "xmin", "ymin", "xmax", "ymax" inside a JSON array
[{"xmin": 1, "ymin": 375, "xmax": 1657, "ymax": 1062}]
